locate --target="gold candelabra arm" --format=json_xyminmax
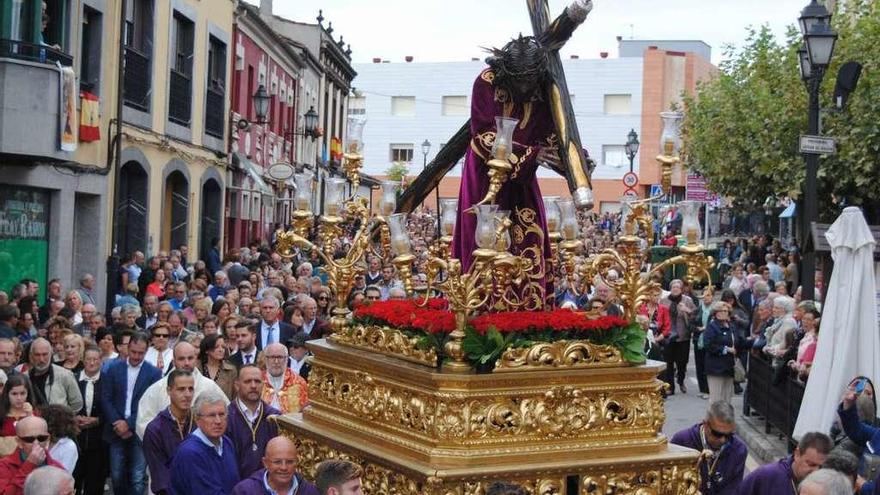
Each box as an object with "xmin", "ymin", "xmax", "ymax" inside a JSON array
[
  {"xmin": 343, "ymin": 153, "xmax": 364, "ymax": 194},
  {"xmin": 392, "ymin": 254, "xmax": 416, "ymax": 296},
  {"xmin": 558, "ymin": 240, "xmax": 582, "ymax": 297},
  {"xmin": 473, "ymin": 157, "xmax": 513, "ymax": 207}
]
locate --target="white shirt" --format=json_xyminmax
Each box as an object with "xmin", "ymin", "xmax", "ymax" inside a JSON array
[
  {"xmin": 144, "ymin": 347, "xmax": 173, "ymax": 374},
  {"xmin": 267, "ymin": 373, "xmax": 285, "ymax": 410},
  {"xmin": 79, "ymin": 370, "xmax": 100, "ymax": 416},
  {"xmin": 236, "ymin": 398, "xmax": 260, "ymax": 424},
  {"xmin": 49, "ymin": 437, "xmax": 78, "ymax": 473},
  {"xmin": 135, "ymin": 368, "xmax": 229, "ymax": 439},
  {"xmin": 261, "ymin": 321, "xmax": 280, "ymax": 349},
  {"xmin": 192, "ymin": 428, "xmax": 223, "ymax": 456},
  {"xmin": 125, "ymin": 360, "xmax": 143, "ymax": 418},
  {"xmin": 302, "ymin": 319, "xmax": 317, "ymax": 336},
  {"xmin": 289, "ymin": 357, "xmax": 306, "ymax": 377}
]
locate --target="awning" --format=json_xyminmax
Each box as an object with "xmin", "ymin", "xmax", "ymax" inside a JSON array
[
  {"xmin": 779, "ymin": 203, "xmax": 796, "ymax": 218},
  {"xmin": 232, "ymin": 153, "xmax": 273, "ymax": 196}
]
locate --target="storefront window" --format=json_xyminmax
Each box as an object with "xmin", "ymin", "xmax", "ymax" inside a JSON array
[{"xmin": 0, "ymin": 186, "xmax": 50, "ymax": 300}]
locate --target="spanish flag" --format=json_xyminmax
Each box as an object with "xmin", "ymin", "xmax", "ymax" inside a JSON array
[
  {"xmin": 79, "ymin": 91, "xmax": 101, "ymax": 142},
  {"xmin": 330, "ymin": 137, "xmax": 343, "ymax": 162}
]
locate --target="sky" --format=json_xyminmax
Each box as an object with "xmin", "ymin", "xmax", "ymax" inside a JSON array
[{"xmin": 251, "ymin": 0, "xmax": 811, "ymax": 65}]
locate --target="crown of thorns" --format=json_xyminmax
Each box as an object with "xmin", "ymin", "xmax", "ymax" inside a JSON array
[{"xmin": 485, "ymin": 34, "xmax": 549, "ymax": 80}]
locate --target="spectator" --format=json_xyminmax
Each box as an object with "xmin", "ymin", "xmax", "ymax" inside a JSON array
[
  {"xmin": 207, "ymin": 238, "xmax": 223, "ymax": 276},
  {"xmin": 211, "ymin": 299, "xmax": 232, "ymax": 322},
  {"xmin": 377, "ymin": 265, "xmax": 403, "ymax": 301},
  {"xmin": 261, "ymin": 343, "xmax": 308, "ymax": 414},
  {"xmin": 56, "ymin": 334, "xmax": 83, "ymax": 375},
  {"xmin": 256, "ymin": 296, "xmax": 294, "ymax": 351},
  {"xmin": 100, "ymin": 332, "xmax": 161, "ymax": 495},
  {"xmin": 27, "ymin": 339, "xmax": 82, "ymax": 412},
  {"xmin": 789, "ymin": 308, "xmax": 820, "ymax": 382},
  {"xmin": 821, "ymin": 450, "xmax": 859, "ymax": 491},
  {"xmin": 0, "ymin": 338, "xmax": 16, "ymax": 376},
  {"xmin": 62, "ymin": 292, "xmax": 83, "ymax": 327},
  {"xmin": 316, "ymin": 288, "xmax": 331, "ymax": 319},
  {"xmin": 739, "ymin": 431, "xmax": 832, "ymax": 494},
  {"xmin": 23, "ymin": 464, "xmax": 74, "ymax": 495},
  {"xmin": 0, "ymin": 416, "xmax": 64, "ymax": 495},
  {"xmin": 143, "ymin": 370, "xmax": 195, "ymax": 495},
  {"xmin": 226, "ymin": 365, "xmax": 280, "ymax": 479},
  {"xmin": 231, "ymin": 435, "xmax": 319, "ymax": 495},
  {"xmin": 315, "ymin": 459, "xmax": 364, "ymax": 495},
  {"xmin": 144, "ymin": 322, "xmax": 173, "ymax": 374},
  {"xmin": 136, "ymin": 294, "xmax": 159, "ymax": 331},
  {"xmin": 0, "ymin": 304, "xmax": 19, "ymax": 339},
  {"xmin": 75, "ymin": 275, "xmax": 96, "ymax": 308},
  {"xmin": 73, "ymin": 347, "xmax": 105, "ymax": 495},
  {"xmin": 288, "ymin": 332, "xmax": 311, "ymax": 380},
  {"xmin": 363, "ymin": 286, "xmax": 381, "ymax": 304},
  {"xmin": 764, "ymin": 296, "xmax": 798, "ymax": 369},
  {"xmin": 638, "ymin": 289, "xmax": 670, "ymax": 362},
  {"xmin": 703, "ymin": 302, "xmax": 742, "ymax": 405},
  {"xmin": 670, "ymin": 401, "xmax": 747, "ymax": 494},
  {"xmin": 364, "ymin": 257, "xmax": 382, "ymax": 287},
  {"xmin": 798, "ymin": 468, "xmax": 853, "ymax": 495},
  {"xmin": 169, "ymin": 391, "xmax": 240, "ymax": 494},
  {"xmin": 229, "ymin": 320, "xmax": 260, "ymax": 368},
  {"xmin": 115, "ymin": 283, "xmax": 140, "ymax": 309},
  {"xmin": 0, "ymin": 374, "xmax": 37, "ymax": 456},
  {"xmin": 693, "ymin": 288, "xmax": 713, "ymax": 400},
  {"xmin": 198, "ymin": 334, "xmax": 236, "ymax": 401},
  {"xmin": 660, "ymin": 280, "xmax": 696, "ymax": 394},
  {"xmin": 301, "ymin": 296, "xmax": 328, "ymax": 341},
  {"xmin": 41, "ymin": 404, "xmax": 78, "ymax": 473}
]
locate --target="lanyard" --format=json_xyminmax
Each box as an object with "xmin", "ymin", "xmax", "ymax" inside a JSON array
[
  {"xmin": 171, "ymin": 408, "xmax": 194, "ymax": 440},
  {"xmin": 699, "ymin": 426, "xmax": 726, "ymax": 480},
  {"xmin": 236, "ymin": 401, "xmax": 264, "ymax": 451}
]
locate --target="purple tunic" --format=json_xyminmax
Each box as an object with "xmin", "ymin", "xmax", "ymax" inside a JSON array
[
  {"xmin": 143, "ymin": 408, "xmax": 194, "ymax": 494},
  {"xmin": 231, "ymin": 469, "xmax": 320, "ymax": 495},
  {"xmin": 226, "ymin": 401, "xmax": 281, "ymax": 479},
  {"xmin": 737, "ymin": 455, "xmax": 797, "ymax": 495},
  {"xmin": 670, "ymin": 423, "xmax": 747, "ymax": 495},
  {"xmin": 452, "ymin": 68, "xmax": 555, "ymax": 309}
]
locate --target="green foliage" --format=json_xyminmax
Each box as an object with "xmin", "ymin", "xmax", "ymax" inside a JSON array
[
  {"xmin": 682, "ymin": 3, "xmax": 880, "ymax": 219},
  {"xmin": 385, "ymin": 162, "xmax": 410, "ymax": 183},
  {"xmin": 462, "ymin": 326, "xmax": 516, "ymax": 365}
]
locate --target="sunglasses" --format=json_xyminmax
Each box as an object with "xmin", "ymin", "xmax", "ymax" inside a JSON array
[
  {"xmin": 153, "ymin": 333, "xmax": 169, "ymax": 338},
  {"xmin": 708, "ymin": 426, "xmax": 733, "ymax": 440},
  {"xmin": 318, "ymin": 296, "xmax": 329, "ymax": 300},
  {"xmin": 19, "ymin": 435, "xmax": 49, "ymax": 443}
]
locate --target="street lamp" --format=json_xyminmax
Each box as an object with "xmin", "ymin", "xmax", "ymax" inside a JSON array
[
  {"xmin": 798, "ymin": 0, "xmax": 838, "ymax": 302},
  {"xmin": 253, "ymin": 84, "xmax": 271, "ymax": 125},
  {"xmin": 421, "ymin": 140, "xmax": 431, "ymax": 169},
  {"xmin": 303, "ymin": 106, "xmax": 320, "ymax": 140},
  {"xmin": 624, "ymin": 128, "xmax": 639, "ymax": 173}
]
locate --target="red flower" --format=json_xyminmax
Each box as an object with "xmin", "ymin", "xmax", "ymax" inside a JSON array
[{"xmin": 353, "ymin": 299, "xmax": 454, "ymax": 334}]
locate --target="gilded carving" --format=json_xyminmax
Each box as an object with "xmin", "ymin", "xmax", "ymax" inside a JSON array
[
  {"xmin": 329, "ymin": 325, "xmax": 438, "ymax": 368},
  {"xmin": 494, "ymin": 340, "xmax": 623, "ymax": 371},
  {"xmin": 581, "ymin": 465, "xmax": 700, "ymax": 495}
]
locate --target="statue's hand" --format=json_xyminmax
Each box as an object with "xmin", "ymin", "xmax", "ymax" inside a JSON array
[{"xmin": 537, "ymin": 147, "xmax": 561, "ymax": 169}]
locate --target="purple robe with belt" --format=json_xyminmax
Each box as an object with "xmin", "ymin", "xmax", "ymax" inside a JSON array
[
  {"xmin": 226, "ymin": 401, "xmax": 281, "ymax": 479},
  {"xmin": 670, "ymin": 423, "xmax": 747, "ymax": 495},
  {"xmin": 231, "ymin": 469, "xmax": 320, "ymax": 495},
  {"xmin": 452, "ymin": 68, "xmax": 555, "ymax": 309},
  {"xmin": 737, "ymin": 455, "xmax": 797, "ymax": 495},
  {"xmin": 143, "ymin": 408, "xmax": 194, "ymax": 494}
]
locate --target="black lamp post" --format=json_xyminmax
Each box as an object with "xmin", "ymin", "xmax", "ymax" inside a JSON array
[
  {"xmin": 624, "ymin": 128, "xmax": 640, "ymax": 174},
  {"xmin": 303, "ymin": 106, "xmax": 319, "ymax": 140},
  {"xmin": 253, "ymin": 84, "xmax": 271, "ymax": 125},
  {"xmin": 798, "ymin": 0, "xmax": 837, "ymax": 302}
]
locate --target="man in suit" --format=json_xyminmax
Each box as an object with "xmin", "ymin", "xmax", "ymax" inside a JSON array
[
  {"xmin": 100, "ymin": 332, "xmax": 162, "ymax": 495},
  {"xmin": 256, "ymin": 296, "xmax": 294, "ymax": 351},
  {"xmin": 135, "ymin": 294, "xmax": 159, "ymax": 331},
  {"xmin": 74, "ymin": 347, "xmax": 106, "ymax": 495},
  {"xmin": 229, "ymin": 320, "xmax": 260, "ymax": 368},
  {"xmin": 738, "ymin": 278, "xmax": 770, "ymax": 324},
  {"xmin": 300, "ymin": 296, "xmax": 329, "ymax": 341}
]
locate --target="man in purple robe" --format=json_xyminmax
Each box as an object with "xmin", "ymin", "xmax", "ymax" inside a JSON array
[
  {"xmin": 737, "ymin": 432, "xmax": 832, "ymax": 494},
  {"xmin": 231, "ymin": 436, "xmax": 319, "ymax": 495},
  {"xmin": 453, "ymin": 36, "xmax": 561, "ymax": 308},
  {"xmin": 143, "ymin": 369, "xmax": 195, "ymax": 495},
  {"xmin": 670, "ymin": 401, "xmax": 746, "ymax": 494},
  {"xmin": 226, "ymin": 364, "xmax": 281, "ymax": 479}
]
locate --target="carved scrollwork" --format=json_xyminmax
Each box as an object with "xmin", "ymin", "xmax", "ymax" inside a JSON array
[
  {"xmin": 581, "ymin": 465, "xmax": 700, "ymax": 495},
  {"xmin": 329, "ymin": 325, "xmax": 439, "ymax": 367},
  {"xmin": 494, "ymin": 340, "xmax": 624, "ymax": 372}
]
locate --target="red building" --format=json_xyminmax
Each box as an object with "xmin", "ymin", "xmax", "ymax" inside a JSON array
[{"xmin": 226, "ymin": 3, "xmax": 305, "ymax": 251}]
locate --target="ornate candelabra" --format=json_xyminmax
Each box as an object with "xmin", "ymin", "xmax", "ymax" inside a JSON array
[{"xmin": 474, "ymin": 116, "xmax": 519, "ymax": 207}]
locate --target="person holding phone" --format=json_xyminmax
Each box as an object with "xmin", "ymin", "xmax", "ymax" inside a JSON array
[{"xmin": 838, "ymin": 377, "xmax": 880, "ymax": 494}]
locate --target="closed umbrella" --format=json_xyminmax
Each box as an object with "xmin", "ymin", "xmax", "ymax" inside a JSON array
[{"xmin": 794, "ymin": 207, "xmax": 880, "ymax": 438}]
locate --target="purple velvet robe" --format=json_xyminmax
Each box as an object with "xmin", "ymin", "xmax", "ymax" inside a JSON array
[
  {"xmin": 737, "ymin": 455, "xmax": 797, "ymax": 495},
  {"xmin": 452, "ymin": 68, "xmax": 555, "ymax": 309},
  {"xmin": 670, "ymin": 423, "xmax": 747, "ymax": 495},
  {"xmin": 143, "ymin": 408, "xmax": 194, "ymax": 495},
  {"xmin": 231, "ymin": 469, "xmax": 320, "ymax": 495},
  {"xmin": 226, "ymin": 401, "xmax": 281, "ymax": 479}
]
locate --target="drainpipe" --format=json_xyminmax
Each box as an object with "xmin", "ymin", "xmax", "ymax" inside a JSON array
[{"xmin": 105, "ymin": 0, "xmax": 127, "ymax": 314}]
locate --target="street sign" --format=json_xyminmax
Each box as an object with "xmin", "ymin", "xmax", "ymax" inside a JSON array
[
  {"xmin": 649, "ymin": 184, "xmax": 663, "ymax": 197},
  {"xmin": 623, "ymin": 189, "xmax": 639, "ymax": 200},
  {"xmin": 267, "ymin": 162, "xmax": 296, "ymax": 181},
  {"xmin": 799, "ymin": 135, "xmax": 837, "ymax": 155},
  {"xmin": 622, "ymin": 172, "xmax": 639, "ymax": 188}
]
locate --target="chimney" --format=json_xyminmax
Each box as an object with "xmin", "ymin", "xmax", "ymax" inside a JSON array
[
  {"xmin": 405, "ymin": 55, "xmax": 413, "ymax": 62},
  {"xmin": 260, "ymin": 0, "xmax": 273, "ymax": 16},
  {"xmin": 616, "ymin": 35, "xmax": 623, "ymax": 42},
  {"xmin": 599, "ymin": 52, "xmax": 608, "ymax": 59},
  {"xmin": 372, "ymin": 57, "xmax": 381, "ymax": 63}
]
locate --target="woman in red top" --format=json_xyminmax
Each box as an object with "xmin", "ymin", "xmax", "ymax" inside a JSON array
[
  {"xmin": 638, "ymin": 289, "xmax": 672, "ymax": 361},
  {"xmin": 145, "ymin": 268, "xmax": 166, "ymax": 299},
  {"xmin": 0, "ymin": 374, "xmax": 38, "ymax": 455}
]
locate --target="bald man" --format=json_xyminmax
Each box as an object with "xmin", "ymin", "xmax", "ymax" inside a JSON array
[
  {"xmin": 135, "ymin": 341, "xmax": 229, "ymax": 439},
  {"xmin": 231, "ymin": 436, "xmax": 319, "ymax": 495},
  {"xmin": 261, "ymin": 343, "xmax": 308, "ymax": 414},
  {"xmin": 0, "ymin": 417, "xmax": 64, "ymax": 495}
]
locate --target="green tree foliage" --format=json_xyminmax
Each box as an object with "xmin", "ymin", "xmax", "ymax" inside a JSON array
[
  {"xmin": 385, "ymin": 162, "xmax": 410, "ymax": 184},
  {"xmin": 682, "ymin": 1, "xmax": 880, "ymax": 219}
]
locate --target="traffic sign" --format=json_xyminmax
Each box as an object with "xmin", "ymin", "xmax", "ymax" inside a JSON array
[
  {"xmin": 622, "ymin": 172, "xmax": 639, "ymax": 188},
  {"xmin": 799, "ymin": 135, "xmax": 837, "ymax": 155},
  {"xmin": 649, "ymin": 184, "xmax": 663, "ymax": 197},
  {"xmin": 623, "ymin": 189, "xmax": 639, "ymax": 200}
]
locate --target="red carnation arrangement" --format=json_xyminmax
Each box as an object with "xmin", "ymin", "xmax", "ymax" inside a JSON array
[
  {"xmin": 470, "ymin": 311, "xmax": 629, "ymax": 335},
  {"xmin": 354, "ymin": 299, "xmax": 455, "ymax": 334}
]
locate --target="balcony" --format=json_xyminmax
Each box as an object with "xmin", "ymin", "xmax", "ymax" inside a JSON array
[
  {"xmin": 168, "ymin": 69, "xmax": 191, "ymax": 126},
  {"xmin": 0, "ymin": 39, "xmax": 76, "ymax": 160},
  {"xmin": 123, "ymin": 46, "xmax": 151, "ymax": 111},
  {"xmin": 205, "ymin": 86, "xmax": 225, "ymax": 139}
]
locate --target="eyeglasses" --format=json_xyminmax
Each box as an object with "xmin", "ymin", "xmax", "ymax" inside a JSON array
[
  {"xmin": 18, "ymin": 435, "xmax": 49, "ymax": 443},
  {"xmin": 198, "ymin": 411, "xmax": 227, "ymax": 421},
  {"xmin": 153, "ymin": 333, "xmax": 169, "ymax": 338},
  {"xmin": 318, "ymin": 296, "xmax": 329, "ymax": 301},
  {"xmin": 265, "ymin": 355, "xmax": 287, "ymax": 361}
]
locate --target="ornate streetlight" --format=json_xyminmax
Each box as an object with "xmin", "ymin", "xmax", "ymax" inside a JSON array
[
  {"xmin": 624, "ymin": 128, "xmax": 640, "ymax": 174},
  {"xmin": 252, "ymin": 84, "xmax": 271, "ymax": 125}
]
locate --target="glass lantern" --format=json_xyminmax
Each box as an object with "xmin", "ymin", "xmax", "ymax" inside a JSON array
[
  {"xmin": 293, "ymin": 172, "xmax": 314, "ymax": 212},
  {"xmin": 439, "ymin": 199, "xmax": 458, "ymax": 237},
  {"xmin": 543, "ymin": 196, "xmax": 561, "ymax": 233},
  {"xmin": 323, "ymin": 178, "xmax": 347, "ymax": 217},
  {"xmin": 345, "ymin": 117, "xmax": 366, "ymax": 155},
  {"xmin": 556, "ymin": 198, "xmax": 578, "ymax": 241},
  {"xmin": 378, "ymin": 180, "xmax": 397, "ymax": 217},
  {"xmin": 678, "ymin": 200, "xmax": 703, "ymax": 245},
  {"xmin": 387, "ymin": 213, "xmax": 411, "ymax": 256},
  {"xmin": 495, "ymin": 210, "xmax": 511, "ymax": 251},
  {"xmin": 474, "ymin": 204, "xmax": 499, "ymax": 249},
  {"xmin": 619, "ymin": 200, "xmax": 634, "ymax": 236},
  {"xmin": 659, "ymin": 111, "xmax": 684, "ymax": 157},
  {"xmin": 492, "ymin": 116, "xmax": 520, "ymax": 161}
]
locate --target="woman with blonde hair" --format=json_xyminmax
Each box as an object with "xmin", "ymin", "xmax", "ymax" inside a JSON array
[
  {"xmin": 56, "ymin": 333, "xmax": 85, "ymax": 374},
  {"xmin": 63, "ymin": 291, "xmax": 84, "ymax": 326}
]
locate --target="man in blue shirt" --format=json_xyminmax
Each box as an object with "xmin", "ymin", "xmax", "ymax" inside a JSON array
[
  {"xmin": 231, "ymin": 436, "xmax": 319, "ymax": 495},
  {"xmin": 170, "ymin": 391, "xmax": 239, "ymax": 494}
]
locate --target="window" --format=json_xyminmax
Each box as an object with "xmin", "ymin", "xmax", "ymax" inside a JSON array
[
  {"xmin": 205, "ymin": 36, "xmax": 227, "ymax": 139},
  {"xmin": 123, "ymin": 0, "xmax": 154, "ymax": 111},
  {"xmin": 391, "ymin": 96, "xmax": 415, "ymax": 117},
  {"xmin": 171, "ymin": 13, "xmax": 194, "ymax": 75},
  {"xmin": 441, "ymin": 96, "xmax": 468, "ymax": 116},
  {"xmin": 79, "ymin": 6, "xmax": 102, "ymax": 93},
  {"xmin": 348, "ymin": 96, "xmax": 366, "ymax": 115},
  {"xmin": 390, "ymin": 144, "xmax": 414, "ymax": 163},
  {"xmin": 602, "ymin": 145, "xmax": 627, "ymax": 168},
  {"xmin": 168, "ymin": 12, "xmax": 194, "ymax": 126},
  {"xmin": 603, "ymin": 94, "xmax": 632, "ymax": 115}
]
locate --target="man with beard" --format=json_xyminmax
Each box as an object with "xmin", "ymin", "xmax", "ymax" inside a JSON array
[
  {"xmin": 261, "ymin": 343, "xmax": 308, "ymax": 414},
  {"xmin": 0, "ymin": 338, "xmax": 17, "ymax": 377},
  {"xmin": 143, "ymin": 370, "xmax": 195, "ymax": 495},
  {"xmin": 27, "ymin": 338, "xmax": 82, "ymax": 411},
  {"xmin": 226, "ymin": 365, "xmax": 280, "ymax": 479}
]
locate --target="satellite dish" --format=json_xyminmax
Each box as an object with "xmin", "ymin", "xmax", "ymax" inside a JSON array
[{"xmin": 267, "ymin": 162, "xmax": 296, "ymax": 181}]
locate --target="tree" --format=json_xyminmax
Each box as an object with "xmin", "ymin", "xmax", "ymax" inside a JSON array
[
  {"xmin": 385, "ymin": 162, "xmax": 410, "ymax": 188},
  {"xmin": 682, "ymin": 1, "xmax": 880, "ymax": 221}
]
